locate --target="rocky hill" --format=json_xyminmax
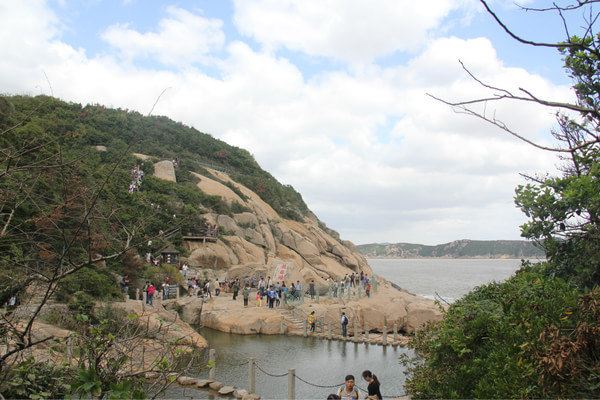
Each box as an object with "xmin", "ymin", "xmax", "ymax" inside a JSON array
[
  {"xmin": 357, "ymin": 239, "xmax": 545, "ymax": 259},
  {"xmin": 138, "ymin": 155, "xmax": 371, "ymax": 288},
  {"xmin": 1, "ymin": 95, "xmax": 370, "ymax": 295}
]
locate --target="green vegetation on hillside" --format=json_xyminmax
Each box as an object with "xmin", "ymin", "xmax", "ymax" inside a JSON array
[
  {"xmin": 79, "ymin": 101, "xmax": 309, "ymax": 220},
  {"xmin": 0, "ymin": 94, "xmax": 311, "ymax": 303}
]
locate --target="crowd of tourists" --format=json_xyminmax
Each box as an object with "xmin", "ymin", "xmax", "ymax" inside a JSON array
[
  {"xmin": 326, "ymin": 271, "xmax": 373, "ymax": 298},
  {"xmin": 137, "ymin": 268, "xmax": 374, "ymax": 307},
  {"xmin": 128, "ymin": 164, "xmax": 144, "ymax": 193}
]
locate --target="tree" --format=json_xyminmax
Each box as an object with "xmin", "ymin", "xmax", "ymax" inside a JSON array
[
  {"xmin": 0, "ymin": 92, "xmax": 193, "ymax": 398},
  {"xmin": 430, "ymin": 0, "xmax": 600, "ymax": 288},
  {"xmin": 405, "ymin": 1, "xmax": 600, "ymax": 397}
]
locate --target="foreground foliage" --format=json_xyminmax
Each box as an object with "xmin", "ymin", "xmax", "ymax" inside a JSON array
[{"xmin": 405, "ymin": 1, "xmax": 600, "ymax": 397}]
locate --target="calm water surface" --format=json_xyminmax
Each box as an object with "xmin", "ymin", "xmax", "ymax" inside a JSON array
[
  {"xmin": 369, "ymin": 258, "xmax": 536, "ymax": 302},
  {"xmin": 165, "ymin": 329, "xmax": 411, "ymax": 400},
  {"xmin": 165, "ymin": 258, "xmax": 536, "ymax": 399}
]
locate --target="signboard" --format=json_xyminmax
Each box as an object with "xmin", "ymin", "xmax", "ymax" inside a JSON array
[{"xmin": 272, "ymin": 263, "xmax": 288, "ymax": 282}]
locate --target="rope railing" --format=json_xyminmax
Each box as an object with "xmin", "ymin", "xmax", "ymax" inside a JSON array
[
  {"xmin": 294, "ymin": 374, "xmax": 343, "ymax": 389},
  {"xmin": 254, "ymin": 362, "xmax": 289, "ymax": 378},
  {"xmin": 252, "ymin": 360, "xmax": 406, "ymax": 398}
]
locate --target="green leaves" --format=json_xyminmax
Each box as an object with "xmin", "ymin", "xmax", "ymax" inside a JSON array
[{"xmin": 405, "ymin": 262, "xmax": 580, "ymax": 399}]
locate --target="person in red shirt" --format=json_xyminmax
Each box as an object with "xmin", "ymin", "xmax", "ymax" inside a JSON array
[{"xmin": 147, "ymin": 282, "xmax": 156, "ymax": 306}]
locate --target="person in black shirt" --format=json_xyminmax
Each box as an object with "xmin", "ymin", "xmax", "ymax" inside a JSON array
[{"xmin": 362, "ymin": 370, "xmax": 382, "ymax": 400}]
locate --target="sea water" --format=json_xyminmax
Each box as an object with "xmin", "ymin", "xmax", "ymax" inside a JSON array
[{"xmin": 369, "ymin": 258, "xmax": 535, "ymax": 303}]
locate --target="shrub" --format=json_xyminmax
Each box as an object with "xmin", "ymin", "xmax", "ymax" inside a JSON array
[
  {"xmin": 404, "ymin": 261, "xmax": 580, "ymax": 399},
  {"xmin": 56, "ymin": 266, "xmax": 123, "ymax": 302},
  {"xmin": 0, "ymin": 358, "xmax": 75, "ymax": 399},
  {"xmin": 141, "ymin": 264, "xmax": 183, "ymax": 286},
  {"xmin": 67, "ymin": 291, "xmax": 96, "ymax": 315}
]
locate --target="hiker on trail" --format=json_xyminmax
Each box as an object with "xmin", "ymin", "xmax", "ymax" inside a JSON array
[
  {"xmin": 215, "ymin": 278, "xmax": 221, "ymax": 296},
  {"xmin": 162, "ymin": 280, "xmax": 169, "ymax": 300},
  {"xmin": 339, "ymin": 279, "xmax": 345, "ymax": 296},
  {"xmin": 337, "ymin": 375, "xmax": 359, "ymax": 400},
  {"xmin": 258, "ymin": 277, "xmax": 266, "ymax": 296},
  {"xmin": 120, "ymin": 274, "xmax": 130, "ymax": 296},
  {"xmin": 146, "ymin": 282, "xmax": 156, "ymax": 306},
  {"xmin": 340, "ymin": 312, "xmax": 349, "ymax": 337},
  {"xmin": 181, "ymin": 263, "xmax": 188, "ymax": 278},
  {"xmin": 366, "ymin": 280, "xmax": 372, "ymax": 298},
  {"xmin": 308, "ymin": 311, "xmax": 316, "ymax": 332},
  {"xmin": 296, "ymin": 280, "xmax": 302, "ymax": 294},
  {"xmin": 232, "ymin": 278, "xmax": 240, "ymax": 300},
  {"xmin": 204, "ymin": 280, "xmax": 212, "ymax": 299},
  {"xmin": 242, "ymin": 284, "xmax": 250, "ymax": 307},
  {"xmin": 267, "ymin": 286, "xmax": 277, "ymax": 309},
  {"xmin": 282, "ymin": 282, "xmax": 289, "ymax": 304},
  {"xmin": 362, "ymin": 370, "xmax": 382, "ymax": 400},
  {"xmin": 309, "ymin": 280, "xmax": 316, "ymax": 299}
]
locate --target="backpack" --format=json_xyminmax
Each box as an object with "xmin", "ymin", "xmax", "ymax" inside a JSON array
[{"xmin": 341, "ymin": 315, "xmax": 348, "ymax": 326}]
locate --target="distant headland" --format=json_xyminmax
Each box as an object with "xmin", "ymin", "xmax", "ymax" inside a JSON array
[{"xmin": 357, "ymin": 239, "xmax": 545, "ymax": 259}]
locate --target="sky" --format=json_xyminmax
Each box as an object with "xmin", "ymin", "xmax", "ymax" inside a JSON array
[{"xmin": 0, "ymin": 0, "xmax": 580, "ymax": 245}]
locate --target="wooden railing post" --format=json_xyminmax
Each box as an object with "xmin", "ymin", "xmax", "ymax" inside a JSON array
[
  {"xmin": 382, "ymin": 322, "xmax": 388, "ymax": 346},
  {"xmin": 288, "ymin": 368, "xmax": 296, "ymax": 400},
  {"xmin": 208, "ymin": 348, "xmax": 216, "ymax": 380},
  {"xmin": 303, "ymin": 320, "xmax": 308, "ymax": 337},
  {"xmin": 249, "ymin": 358, "xmax": 256, "ymax": 394}
]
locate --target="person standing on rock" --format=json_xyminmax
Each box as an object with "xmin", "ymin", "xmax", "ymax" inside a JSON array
[
  {"xmin": 307, "ymin": 311, "xmax": 316, "ymax": 333},
  {"xmin": 242, "ymin": 284, "xmax": 250, "ymax": 307},
  {"xmin": 268, "ymin": 285, "xmax": 278, "ymax": 309},
  {"xmin": 204, "ymin": 280, "xmax": 212, "ymax": 299},
  {"xmin": 215, "ymin": 278, "xmax": 221, "ymax": 296},
  {"xmin": 340, "ymin": 312, "xmax": 349, "ymax": 337},
  {"xmin": 256, "ymin": 290, "xmax": 262, "ymax": 307},
  {"xmin": 282, "ymin": 282, "xmax": 289, "ymax": 304},
  {"xmin": 309, "ymin": 280, "xmax": 316, "ymax": 300},
  {"xmin": 181, "ymin": 263, "xmax": 188, "ymax": 278},
  {"xmin": 258, "ymin": 277, "xmax": 266, "ymax": 297},
  {"xmin": 147, "ymin": 282, "xmax": 156, "ymax": 306},
  {"xmin": 232, "ymin": 279, "xmax": 240, "ymax": 301}
]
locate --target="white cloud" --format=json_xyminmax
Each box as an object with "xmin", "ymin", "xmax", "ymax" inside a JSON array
[
  {"xmin": 101, "ymin": 6, "xmax": 225, "ymax": 66},
  {"xmin": 233, "ymin": 0, "xmax": 460, "ymax": 63},
  {"xmin": 0, "ymin": 1, "xmax": 570, "ymax": 245}
]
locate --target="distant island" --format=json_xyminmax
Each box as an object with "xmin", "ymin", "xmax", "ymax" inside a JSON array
[{"xmin": 357, "ymin": 239, "xmax": 545, "ymax": 259}]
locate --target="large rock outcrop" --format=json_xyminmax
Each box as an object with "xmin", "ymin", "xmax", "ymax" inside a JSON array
[
  {"xmin": 154, "ymin": 160, "xmax": 177, "ymax": 182},
  {"xmin": 198, "ymin": 282, "xmax": 443, "ymax": 335},
  {"xmin": 184, "ymin": 169, "xmax": 372, "ymax": 291}
]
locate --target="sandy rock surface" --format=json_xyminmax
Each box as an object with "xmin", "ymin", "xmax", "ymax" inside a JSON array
[
  {"xmin": 154, "ymin": 160, "xmax": 176, "ymax": 182},
  {"xmin": 197, "ymin": 282, "xmax": 442, "ymax": 336}
]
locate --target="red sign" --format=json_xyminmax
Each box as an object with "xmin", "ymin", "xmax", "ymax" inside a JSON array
[{"xmin": 273, "ymin": 263, "xmax": 288, "ymax": 281}]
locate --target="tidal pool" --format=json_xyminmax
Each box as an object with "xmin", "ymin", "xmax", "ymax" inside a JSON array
[{"xmin": 165, "ymin": 327, "xmax": 412, "ymax": 399}]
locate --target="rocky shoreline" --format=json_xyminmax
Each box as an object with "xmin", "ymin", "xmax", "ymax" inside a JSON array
[{"xmin": 169, "ymin": 278, "xmax": 443, "ymax": 338}]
